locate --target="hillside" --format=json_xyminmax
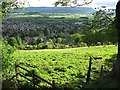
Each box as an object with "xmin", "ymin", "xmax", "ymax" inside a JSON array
[
  {"xmin": 11, "ymin": 7, "xmax": 96, "ymax": 14},
  {"xmin": 3, "ymin": 45, "xmax": 117, "ymax": 89}
]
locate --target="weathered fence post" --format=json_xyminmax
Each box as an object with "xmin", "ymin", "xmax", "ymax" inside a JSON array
[
  {"xmin": 15, "ymin": 62, "xmax": 20, "ymax": 88},
  {"xmin": 32, "ymin": 70, "xmax": 35, "ymax": 89},
  {"xmin": 15, "ymin": 62, "xmax": 19, "ymax": 83},
  {"xmin": 86, "ymin": 56, "xmax": 92, "ymax": 84},
  {"xmin": 100, "ymin": 65, "xmax": 103, "ymax": 77},
  {"xmin": 52, "ymin": 80, "xmax": 55, "ymax": 90}
]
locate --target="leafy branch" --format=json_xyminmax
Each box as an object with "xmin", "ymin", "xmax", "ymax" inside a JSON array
[{"xmin": 54, "ymin": 0, "xmax": 93, "ymax": 7}]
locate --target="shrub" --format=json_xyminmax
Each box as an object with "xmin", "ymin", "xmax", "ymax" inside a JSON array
[
  {"xmin": 16, "ymin": 36, "xmax": 22, "ymax": 45},
  {"xmin": 43, "ymin": 43, "xmax": 53, "ymax": 49},
  {"xmin": 19, "ymin": 44, "xmax": 25, "ymax": 50},
  {"xmin": 1, "ymin": 39, "xmax": 15, "ymax": 78},
  {"xmin": 36, "ymin": 37, "xmax": 44, "ymax": 44},
  {"xmin": 29, "ymin": 45, "xmax": 34, "ymax": 49},
  {"xmin": 96, "ymin": 42, "xmax": 102, "ymax": 46},
  {"xmin": 37, "ymin": 43, "xmax": 45, "ymax": 49},
  {"xmin": 33, "ymin": 45, "xmax": 38, "ymax": 49},
  {"xmin": 8, "ymin": 37, "xmax": 18, "ymax": 47},
  {"xmin": 79, "ymin": 42, "xmax": 87, "ymax": 47},
  {"xmin": 29, "ymin": 39, "xmax": 36, "ymax": 45}
]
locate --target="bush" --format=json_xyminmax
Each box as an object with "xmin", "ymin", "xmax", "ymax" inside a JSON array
[
  {"xmin": 54, "ymin": 43, "xmax": 65, "ymax": 49},
  {"xmin": 16, "ymin": 36, "xmax": 22, "ymax": 45},
  {"xmin": 37, "ymin": 43, "xmax": 45, "ymax": 49},
  {"xmin": 36, "ymin": 38, "xmax": 44, "ymax": 44},
  {"xmin": 67, "ymin": 33, "xmax": 81, "ymax": 45},
  {"xmin": 28, "ymin": 45, "xmax": 34, "ymax": 49},
  {"xmin": 29, "ymin": 39, "xmax": 37, "ymax": 45},
  {"xmin": 8, "ymin": 37, "xmax": 18, "ymax": 47},
  {"xmin": 103, "ymin": 42, "xmax": 112, "ymax": 45},
  {"xmin": 19, "ymin": 44, "xmax": 25, "ymax": 50},
  {"xmin": 96, "ymin": 42, "xmax": 102, "ymax": 46},
  {"xmin": 33, "ymin": 45, "xmax": 38, "ymax": 49},
  {"xmin": 1, "ymin": 39, "xmax": 15, "ymax": 78},
  {"xmin": 79, "ymin": 42, "xmax": 87, "ymax": 47},
  {"xmin": 43, "ymin": 43, "xmax": 53, "ymax": 49}
]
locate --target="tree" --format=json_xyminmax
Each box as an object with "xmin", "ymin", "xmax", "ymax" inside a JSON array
[
  {"xmin": 116, "ymin": 1, "xmax": 120, "ymax": 63},
  {"xmin": 90, "ymin": 9, "xmax": 113, "ymax": 30},
  {"xmin": 111, "ymin": 1, "xmax": 120, "ymax": 79},
  {"xmin": 44, "ymin": 28, "xmax": 50, "ymax": 37},
  {"xmin": 54, "ymin": 0, "xmax": 93, "ymax": 7},
  {"xmin": 68, "ymin": 33, "xmax": 81, "ymax": 45},
  {"xmin": 1, "ymin": 0, "xmax": 28, "ymax": 18},
  {"xmin": 1, "ymin": 39, "xmax": 15, "ymax": 78},
  {"xmin": 1, "ymin": 0, "xmax": 21, "ymax": 79},
  {"xmin": 1, "ymin": 1, "xmax": 18, "ymax": 18},
  {"xmin": 83, "ymin": 30, "xmax": 96, "ymax": 45}
]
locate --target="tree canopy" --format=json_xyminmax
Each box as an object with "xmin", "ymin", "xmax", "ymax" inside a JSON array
[{"xmin": 0, "ymin": 0, "xmax": 29, "ymax": 19}]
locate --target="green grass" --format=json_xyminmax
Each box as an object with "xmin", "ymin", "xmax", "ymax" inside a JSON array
[
  {"xmin": 50, "ymin": 14, "xmax": 93, "ymax": 19},
  {"xmin": 10, "ymin": 13, "xmax": 93, "ymax": 19},
  {"xmin": 12, "ymin": 45, "xmax": 117, "ymax": 88}
]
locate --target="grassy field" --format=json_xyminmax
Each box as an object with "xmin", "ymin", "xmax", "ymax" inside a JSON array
[
  {"xmin": 10, "ymin": 13, "xmax": 93, "ymax": 19},
  {"xmin": 12, "ymin": 45, "xmax": 117, "ymax": 89}
]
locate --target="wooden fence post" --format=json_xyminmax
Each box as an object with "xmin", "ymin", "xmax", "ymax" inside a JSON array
[
  {"xmin": 52, "ymin": 80, "xmax": 55, "ymax": 90},
  {"xmin": 100, "ymin": 65, "xmax": 103, "ymax": 77},
  {"xmin": 86, "ymin": 56, "xmax": 92, "ymax": 84},
  {"xmin": 32, "ymin": 70, "xmax": 35, "ymax": 89},
  {"xmin": 15, "ymin": 62, "xmax": 21, "ymax": 89},
  {"xmin": 15, "ymin": 63, "xmax": 19, "ymax": 83}
]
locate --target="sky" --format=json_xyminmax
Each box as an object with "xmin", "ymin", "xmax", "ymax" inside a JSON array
[{"xmin": 26, "ymin": 0, "xmax": 117, "ymax": 8}]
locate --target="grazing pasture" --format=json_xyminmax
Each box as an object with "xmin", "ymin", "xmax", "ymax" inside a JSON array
[{"xmin": 12, "ymin": 45, "xmax": 117, "ymax": 88}]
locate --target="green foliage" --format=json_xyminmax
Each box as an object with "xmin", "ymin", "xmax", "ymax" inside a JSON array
[
  {"xmin": 78, "ymin": 42, "xmax": 87, "ymax": 47},
  {"xmin": 37, "ymin": 43, "xmax": 45, "ymax": 49},
  {"xmin": 19, "ymin": 44, "xmax": 25, "ymax": 50},
  {"xmin": 54, "ymin": 0, "xmax": 93, "ymax": 7},
  {"xmin": 81, "ymin": 9, "xmax": 116, "ymax": 46},
  {"xmin": 53, "ymin": 43, "xmax": 65, "ymax": 49},
  {"xmin": 16, "ymin": 36, "xmax": 22, "ymax": 45},
  {"xmin": 67, "ymin": 33, "xmax": 81, "ymax": 45},
  {"xmin": 91, "ymin": 9, "xmax": 113, "ymax": 30},
  {"xmin": 83, "ymin": 30, "xmax": 96, "ymax": 45},
  {"xmin": 8, "ymin": 37, "xmax": 18, "ymax": 47},
  {"xmin": 57, "ymin": 38, "xmax": 63, "ymax": 43},
  {"xmin": 29, "ymin": 39, "xmax": 37, "ymax": 45},
  {"xmin": 36, "ymin": 37, "xmax": 44, "ymax": 44},
  {"xmin": 1, "ymin": 1, "xmax": 18, "ymax": 19},
  {"xmin": 43, "ymin": 42, "xmax": 53, "ymax": 49},
  {"xmin": 1, "ymin": 39, "xmax": 15, "ymax": 78},
  {"xmin": 44, "ymin": 28, "xmax": 50, "ymax": 37}
]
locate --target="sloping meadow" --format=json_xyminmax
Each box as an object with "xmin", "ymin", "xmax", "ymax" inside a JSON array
[{"xmin": 12, "ymin": 45, "xmax": 117, "ymax": 89}]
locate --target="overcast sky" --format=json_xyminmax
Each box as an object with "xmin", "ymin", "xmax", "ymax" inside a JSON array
[{"xmin": 26, "ymin": 0, "xmax": 117, "ymax": 8}]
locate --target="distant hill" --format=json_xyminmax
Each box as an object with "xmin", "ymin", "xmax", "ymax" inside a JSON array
[{"xmin": 12, "ymin": 7, "xmax": 96, "ymax": 14}]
